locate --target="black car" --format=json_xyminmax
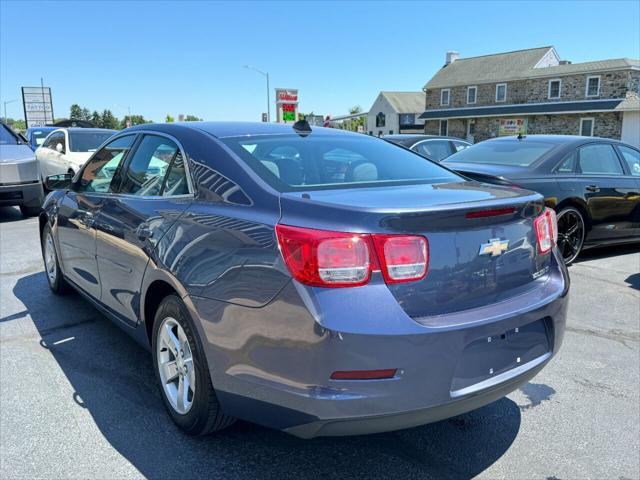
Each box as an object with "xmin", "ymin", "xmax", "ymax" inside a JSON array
[
  {"xmin": 384, "ymin": 134, "xmax": 471, "ymax": 162},
  {"xmin": 443, "ymin": 135, "xmax": 640, "ymax": 263}
]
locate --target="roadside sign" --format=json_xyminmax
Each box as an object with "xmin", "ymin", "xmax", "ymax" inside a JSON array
[{"xmin": 21, "ymin": 86, "xmax": 54, "ymax": 128}]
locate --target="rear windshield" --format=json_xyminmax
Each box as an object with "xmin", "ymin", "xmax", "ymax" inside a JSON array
[
  {"xmin": 221, "ymin": 134, "xmax": 461, "ymax": 192},
  {"xmin": 30, "ymin": 130, "xmax": 52, "ymax": 146},
  {"xmin": 444, "ymin": 140, "xmax": 558, "ymax": 167},
  {"xmin": 69, "ymin": 131, "xmax": 114, "ymax": 152}
]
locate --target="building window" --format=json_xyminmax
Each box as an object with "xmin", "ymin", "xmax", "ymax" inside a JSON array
[
  {"xmin": 580, "ymin": 117, "xmax": 594, "ymax": 137},
  {"xmin": 399, "ymin": 113, "xmax": 415, "ymax": 126},
  {"xmin": 440, "ymin": 89, "xmax": 450, "ymax": 106},
  {"xmin": 495, "ymin": 83, "xmax": 507, "ymax": 102},
  {"xmin": 586, "ymin": 76, "xmax": 600, "ymax": 97},
  {"xmin": 439, "ymin": 119, "xmax": 448, "ymax": 136},
  {"xmin": 375, "ymin": 112, "xmax": 385, "ymax": 127},
  {"xmin": 548, "ymin": 79, "xmax": 561, "ymax": 99},
  {"xmin": 467, "ymin": 86, "xmax": 477, "ymax": 104}
]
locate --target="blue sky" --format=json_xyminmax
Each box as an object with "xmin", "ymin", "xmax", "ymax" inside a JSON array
[{"xmin": 1, "ymin": 0, "xmax": 639, "ymax": 122}]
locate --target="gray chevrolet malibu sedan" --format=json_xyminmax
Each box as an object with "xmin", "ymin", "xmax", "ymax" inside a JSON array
[
  {"xmin": 39, "ymin": 121, "xmax": 569, "ymax": 438},
  {"xmin": 1, "ymin": 122, "xmax": 44, "ymax": 216}
]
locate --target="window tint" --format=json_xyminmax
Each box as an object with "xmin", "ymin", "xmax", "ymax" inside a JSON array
[
  {"xmin": 452, "ymin": 140, "xmax": 469, "ymax": 152},
  {"xmin": 618, "ymin": 145, "xmax": 640, "ymax": 176},
  {"xmin": 556, "ymin": 151, "xmax": 577, "ymax": 173},
  {"xmin": 578, "ymin": 144, "xmax": 623, "ymax": 175},
  {"xmin": 221, "ymin": 134, "xmax": 461, "ymax": 192},
  {"xmin": 162, "ymin": 151, "xmax": 190, "ymax": 196},
  {"xmin": 76, "ymin": 135, "xmax": 135, "ymax": 193},
  {"xmin": 69, "ymin": 131, "xmax": 114, "ymax": 152},
  {"xmin": 414, "ymin": 140, "xmax": 452, "ymax": 161},
  {"xmin": 0, "ymin": 124, "xmax": 19, "ymax": 145},
  {"xmin": 444, "ymin": 140, "xmax": 557, "ymax": 167},
  {"xmin": 119, "ymin": 135, "xmax": 183, "ymax": 196}
]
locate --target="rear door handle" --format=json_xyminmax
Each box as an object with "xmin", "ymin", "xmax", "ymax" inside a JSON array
[
  {"xmin": 585, "ymin": 185, "xmax": 600, "ymax": 193},
  {"xmin": 136, "ymin": 223, "xmax": 153, "ymax": 241}
]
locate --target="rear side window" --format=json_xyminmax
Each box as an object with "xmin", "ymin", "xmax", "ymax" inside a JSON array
[
  {"xmin": 69, "ymin": 131, "xmax": 113, "ymax": 152},
  {"xmin": 618, "ymin": 145, "xmax": 640, "ymax": 176},
  {"xmin": 414, "ymin": 140, "xmax": 452, "ymax": 161},
  {"xmin": 77, "ymin": 135, "xmax": 135, "ymax": 193},
  {"xmin": 556, "ymin": 151, "xmax": 577, "ymax": 173},
  {"xmin": 119, "ymin": 135, "xmax": 188, "ymax": 196},
  {"xmin": 578, "ymin": 144, "xmax": 623, "ymax": 175},
  {"xmin": 222, "ymin": 134, "xmax": 461, "ymax": 192},
  {"xmin": 445, "ymin": 140, "xmax": 557, "ymax": 167}
]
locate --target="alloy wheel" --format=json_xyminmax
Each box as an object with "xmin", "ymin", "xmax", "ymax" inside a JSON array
[
  {"xmin": 556, "ymin": 208, "xmax": 585, "ymax": 264},
  {"xmin": 157, "ymin": 317, "xmax": 196, "ymax": 415},
  {"xmin": 44, "ymin": 232, "xmax": 57, "ymax": 285}
]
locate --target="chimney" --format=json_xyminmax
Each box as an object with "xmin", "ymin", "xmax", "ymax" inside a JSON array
[
  {"xmin": 559, "ymin": 60, "xmax": 572, "ymax": 65},
  {"xmin": 445, "ymin": 51, "xmax": 460, "ymax": 65}
]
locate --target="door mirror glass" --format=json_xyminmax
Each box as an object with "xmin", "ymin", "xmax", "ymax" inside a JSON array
[
  {"xmin": 45, "ymin": 173, "xmax": 73, "ymax": 190},
  {"xmin": 55, "ymin": 143, "xmax": 64, "ymax": 153}
]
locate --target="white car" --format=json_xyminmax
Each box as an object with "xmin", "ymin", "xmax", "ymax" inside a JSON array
[{"xmin": 36, "ymin": 128, "xmax": 115, "ymax": 179}]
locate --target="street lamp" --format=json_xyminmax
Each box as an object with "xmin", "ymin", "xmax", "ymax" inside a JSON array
[
  {"xmin": 3, "ymin": 99, "xmax": 18, "ymax": 124},
  {"xmin": 115, "ymin": 104, "xmax": 132, "ymax": 126},
  {"xmin": 243, "ymin": 65, "xmax": 270, "ymax": 122}
]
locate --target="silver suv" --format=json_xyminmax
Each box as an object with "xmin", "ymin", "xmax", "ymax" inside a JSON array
[{"xmin": 0, "ymin": 123, "xmax": 44, "ymax": 216}]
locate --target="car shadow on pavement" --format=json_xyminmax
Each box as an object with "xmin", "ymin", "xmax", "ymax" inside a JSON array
[
  {"xmin": 573, "ymin": 242, "xmax": 640, "ymax": 263},
  {"xmin": 10, "ymin": 271, "xmax": 522, "ymax": 480}
]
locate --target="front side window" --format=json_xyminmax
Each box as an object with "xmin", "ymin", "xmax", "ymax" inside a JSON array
[
  {"xmin": 439, "ymin": 119, "xmax": 448, "ymax": 136},
  {"xmin": 618, "ymin": 145, "xmax": 640, "ymax": 176},
  {"xmin": 46, "ymin": 132, "xmax": 66, "ymax": 152},
  {"xmin": 580, "ymin": 118, "xmax": 594, "ymax": 137},
  {"xmin": 375, "ymin": 112, "xmax": 385, "ymax": 127},
  {"xmin": 548, "ymin": 79, "xmax": 561, "ymax": 99},
  {"xmin": 441, "ymin": 89, "xmax": 450, "ymax": 106},
  {"xmin": 586, "ymin": 76, "xmax": 600, "ymax": 97},
  {"xmin": 496, "ymin": 83, "xmax": 507, "ymax": 102},
  {"xmin": 578, "ymin": 144, "xmax": 623, "ymax": 175},
  {"xmin": 221, "ymin": 133, "xmax": 462, "ymax": 192},
  {"xmin": 467, "ymin": 86, "xmax": 477, "ymax": 104},
  {"xmin": 76, "ymin": 135, "xmax": 135, "ymax": 193},
  {"xmin": 69, "ymin": 131, "xmax": 114, "ymax": 152},
  {"xmin": 119, "ymin": 135, "xmax": 186, "ymax": 196}
]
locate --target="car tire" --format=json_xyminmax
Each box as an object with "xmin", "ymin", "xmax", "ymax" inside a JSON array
[
  {"xmin": 20, "ymin": 204, "xmax": 41, "ymax": 217},
  {"xmin": 41, "ymin": 223, "xmax": 70, "ymax": 294},
  {"xmin": 152, "ymin": 294, "xmax": 235, "ymax": 435},
  {"xmin": 556, "ymin": 206, "xmax": 586, "ymax": 265}
]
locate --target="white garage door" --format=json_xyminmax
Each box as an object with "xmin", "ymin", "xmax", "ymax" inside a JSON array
[{"xmin": 621, "ymin": 111, "xmax": 640, "ymax": 148}]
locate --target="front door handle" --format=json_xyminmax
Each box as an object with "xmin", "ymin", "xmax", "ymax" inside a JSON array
[
  {"xmin": 136, "ymin": 223, "xmax": 153, "ymax": 241},
  {"xmin": 585, "ymin": 185, "xmax": 600, "ymax": 193}
]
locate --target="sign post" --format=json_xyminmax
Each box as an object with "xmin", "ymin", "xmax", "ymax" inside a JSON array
[
  {"xmin": 275, "ymin": 88, "xmax": 299, "ymax": 124},
  {"xmin": 21, "ymin": 86, "xmax": 54, "ymax": 128}
]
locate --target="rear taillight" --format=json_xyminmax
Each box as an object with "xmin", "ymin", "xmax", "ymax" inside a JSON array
[
  {"xmin": 275, "ymin": 225, "xmax": 428, "ymax": 288},
  {"xmin": 534, "ymin": 208, "xmax": 557, "ymax": 254},
  {"xmin": 371, "ymin": 234, "xmax": 428, "ymax": 283}
]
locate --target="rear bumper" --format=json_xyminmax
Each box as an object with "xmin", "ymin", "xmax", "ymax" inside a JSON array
[
  {"xmin": 190, "ymin": 249, "xmax": 569, "ymax": 438},
  {"xmin": 0, "ymin": 181, "xmax": 44, "ymax": 207}
]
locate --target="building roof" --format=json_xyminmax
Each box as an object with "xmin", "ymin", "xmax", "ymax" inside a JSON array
[
  {"xmin": 615, "ymin": 95, "xmax": 640, "ymax": 111},
  {"xmin": 419, "ymin": 99, "xmax": 625, "ymax": 120},
  {"xmin": 424, "ymin": 47, "xmax": 639, "ymax": 89},
  {"xmin": 379, "ymin": 91, "xmax": 426, "ymax": 113}
]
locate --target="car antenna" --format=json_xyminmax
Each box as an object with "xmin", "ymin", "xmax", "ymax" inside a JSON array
[{"xmin": 293, "ymin": 117, "xmax": 312, "ymax": 136}]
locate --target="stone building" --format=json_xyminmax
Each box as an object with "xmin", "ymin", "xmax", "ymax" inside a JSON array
[{"xmin": 419, "ymin": 47, "xmax": 640, "ymax": 147}]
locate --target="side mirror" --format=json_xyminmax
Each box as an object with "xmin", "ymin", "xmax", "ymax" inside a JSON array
[
  {"xmin": 55, "ymin": 143, "xmax": 64, "ymax": 153},
  {"xmin": 44, "ymin": 173, "xmax": 73, "ymax": 190}
]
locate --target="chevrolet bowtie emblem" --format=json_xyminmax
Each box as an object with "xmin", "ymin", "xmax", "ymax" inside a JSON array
[{"xmin": 479, "ymin": 238, "xmax": 509, "ymax": 257}]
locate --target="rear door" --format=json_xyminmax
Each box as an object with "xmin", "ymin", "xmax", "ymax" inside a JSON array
[
  {"xmin": 614, "ymin": 144, "xmax": 640, "ymax": 237},
  {"xmin": 95, "ymin": 133, "xmax": 193, "ymax": 325},
  {"xmin": 576, "ymin": 142, "xmax": 638, "ymax": 241},
  {"xmin": 56, "ymin": 134, "xmax": 136, "ymax": 299}
]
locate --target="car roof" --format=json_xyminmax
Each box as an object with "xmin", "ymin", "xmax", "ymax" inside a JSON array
[
  {"xmin": 482, "ymin": 134, "xmax": 622, "ymax": 146},
  {"xmin": 27, "ymin": 126, "xmax": 57, "ymax": 132},
  {"xmin": 126, "ymin": 121, "xmax": 356, "ymax": 139},
  {"xmin": 60, "ymin": 128, "xmax": 116, "ymax": 133}
]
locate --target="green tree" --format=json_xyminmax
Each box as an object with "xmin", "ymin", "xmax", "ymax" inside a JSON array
[
  {"xmin": 80, "ymin": 108, "xmax": 91, "ymax": 121},
  {"xmin": 100, "ymin": 109, "xmax": 119, "ymax": 129},
  {"xmin": 91, "ymin": 111, "xmax": 102, "ymax": 128},
  {"xmin": 183, "ymin": 115, "xmax": 201, "ymax": 122},
  {"xmin": 5, "ymin": 118, "xmax": 26, "ymax": 132},
  {"xmin": 120, "ymin": 115, "xmax": 150, "ymax": 129},
  {"xmin": 69, "ymin": 104, "xmax": 83, "ymax": 120},
  {"xmin": 165, "ymin": 114, "xmax": 174, "ymax": 123}
]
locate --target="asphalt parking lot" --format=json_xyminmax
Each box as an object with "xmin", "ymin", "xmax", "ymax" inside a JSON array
[{"xmin": 0, "ymin": 206, "xmax": 638, "ymax": 480}]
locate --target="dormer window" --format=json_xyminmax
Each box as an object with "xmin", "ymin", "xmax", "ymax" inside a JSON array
[
  {"xmin": 440, "ymin": 89, "xmax": 450, "ymax": 106},
  {"xmin": 548, "ymin": 79, "xmax": 561, "ymax": 99},
  {"xmin": 495, "ymin": 83, "xmax": 507, "ymax": 102},
  {"xmin": 586, "ymin": 76, "xmax": 600, "ymax": 97}
]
